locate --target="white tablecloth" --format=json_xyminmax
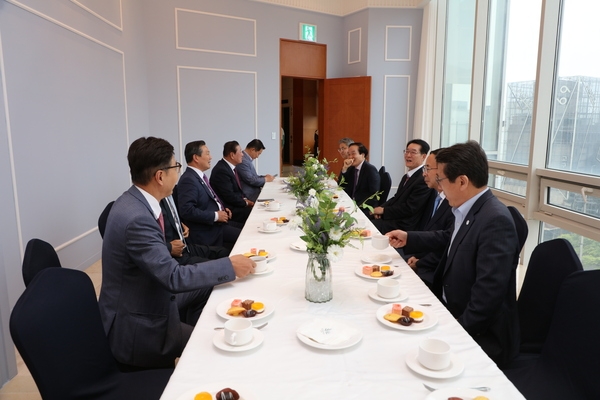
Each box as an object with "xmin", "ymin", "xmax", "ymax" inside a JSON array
[{"xmin": 160, "ymin": 179, "xmax": 525, "ymax": 400}]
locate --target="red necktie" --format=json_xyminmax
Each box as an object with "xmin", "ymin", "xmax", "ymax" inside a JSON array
[
  {"xmin": 352, "ymin": 168, "xmax": 359, "ymax": 198},
  {"xmin": 234, "ymin": 168, "xmax": 243, "ymax": 190},
  {"xmin": 157, "ymin": 212, "xmax": 165, "ymax": 238}
]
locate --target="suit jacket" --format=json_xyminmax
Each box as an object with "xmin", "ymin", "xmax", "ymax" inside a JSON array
[
  {"xmin": 339, "ymin": 161, "xmax": 380, "ymax": 212},
  {"xmin": 210, "ymin": 159, "xmax": 247, "ymax": 209},
  {"xmin": 236, "ymin": 151, "xmax": 265, "ymax": 202},
  {"xmin": 403, "ymin": 197, "xmax": 454, "ymax": 287},
  {"xmin": 373, "ymin": 169, "xmax": 435, "ymax": 232},
  {"xmin": 177, "ymin": 168, "xmax": 224, "ymax": 247},
  {"xmin": 430, "ymin": 190, "xmax": 519, "ymax": 367},
  {"xmin": 99, "ymin": 186, "xmax": 234, "ymax": 367}
]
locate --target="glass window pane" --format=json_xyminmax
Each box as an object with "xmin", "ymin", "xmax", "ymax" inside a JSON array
[
  {"xmin": 547, "ymin": 187, "xmax": 600, "ymax": 219},
  {"xmin": 548, "ymin": 0, "xmax": 600, "ymax": 176},
  {"xmin": 541, "ymin": 223, "xmax": 600, "ymax": 270},
  {"xmin": 482, "ymin": 0, "xmax": 542, "ymax": 165},
  {"xmin": 441, "ymin": 0, "xmax": 476, "ymax": 146},
  {"xmin": 489, "ymin": 174, "xmax": 527, "ymax": 196}
]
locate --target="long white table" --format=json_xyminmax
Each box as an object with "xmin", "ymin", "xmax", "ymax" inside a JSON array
[{"xmin": 160, "ymin": 179, "xmax": 525, "ymax": 400}]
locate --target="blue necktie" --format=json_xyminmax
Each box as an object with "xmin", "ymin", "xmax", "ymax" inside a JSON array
[{"xmin": 432, "ymin": 194, "xmax": 441, "ymax": 218}]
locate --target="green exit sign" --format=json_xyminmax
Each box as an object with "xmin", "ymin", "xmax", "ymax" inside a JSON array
[{"xmin": 299, "ymin": 23, "xmax": 317, "ymax": 42}]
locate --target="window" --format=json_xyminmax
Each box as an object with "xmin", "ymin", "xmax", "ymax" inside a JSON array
[{"xmin": 541, "ymin": 223, "xmax": 600, "ymax": 270}]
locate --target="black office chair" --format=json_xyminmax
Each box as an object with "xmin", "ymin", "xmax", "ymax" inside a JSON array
[
  {"xmin": 22, "ymin": 238, "xmax": 62, "ymax": 287},
  {"xmin": 378, "ymin": 166, "xmax": 392, "ymax": 205},
  {"xmin": 505, "ymin": 270, "xmax": 600, "ymax": 399},
  {"xmin": 507, "ymin": 206, "xmax": 528, "ymax": 252},
  {"xmin": 10, "ymin": 268, "xmax": 173, "ymax": 400},
  {"xmin": 517, "ymin": 238, "xmax": 583, "ymax": 353},
  {"xmin": 98, "ymin": 201, "xmax": 115, "ymax": 239}
]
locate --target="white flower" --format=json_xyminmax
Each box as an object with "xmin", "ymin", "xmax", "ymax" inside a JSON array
[
  {"xmin": 308, "ymin": 188, "xmax": 317, "ymax": 196},
  {"xmin": 288, "ymin": 215, "xmax": 303, "ymax": 230},
  {"xmin": 309, "ymin": 195, "xmax": 319, "ymax": 209},
  {"xmin": 329, "ymin": 227, "xmax": 343, "ymax": 241},
  {"xmin": 327, "ymin": 245, "xmax": 344, "ymax": 262}
]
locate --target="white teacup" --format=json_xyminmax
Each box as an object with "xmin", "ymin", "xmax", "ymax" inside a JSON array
[
  {"xmin": 372, "ymin": 234, "xmax": 389, "ymax": 250},
  {"xmin": 376, "ymin": 278, "xmax": 400, "ymax": 299},
  {"xmin": 267, "ymin": 201, "xmax": 281, "ymax": 211},
  {"xmin": 262, "ymin": 220, "xmax": 277, "ymax": 231},
  {"xmin": 223, "ymin": 319, "xmax": 253, "ymax": 346},
  {"xmin": 417, "ymin": 338, "xmax": 452, "ymax": 370},
  {"xmin": 250, "ymin": 255, "xmax": 268, "ymax": 273}
]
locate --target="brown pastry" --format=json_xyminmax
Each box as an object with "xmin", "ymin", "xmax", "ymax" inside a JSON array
[
  {"xmin": 215, "ymin": 388, "xmax": 240, "ymax": 400},
  {"xmin": 372, "ymin": 265, "xmax": 380, "ymax": 272},
  {"xmin": 401, "ymin": 306, "xmax": 413, "ymax": 317},
  {"xmin": 399, "ymin": 316, "xmax": 412, "ymax": 326},
  {"xmin": 242, "ymin": 309, "xmax": 257, "ymax": 318},
  {"xmin": 242, "ymin": 299, "xmax": 254, "ymax": 310}
]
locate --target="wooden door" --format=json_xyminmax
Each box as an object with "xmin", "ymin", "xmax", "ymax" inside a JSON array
[{"xmin": 320, "ymin": 76, "xmax": 372, "ymax": 171}]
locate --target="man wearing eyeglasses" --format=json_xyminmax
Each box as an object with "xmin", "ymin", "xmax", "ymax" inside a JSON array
[
  {"xmin": 386, "ymin": 141, "xmax": 520, "ymax": 368},
  {"xmin": 370, "ymin": 139, "xmax": 435, "ymax": 233},
  {"xmin": 99, "ymin": 137, "xmax": 255, "ymax": 368},
  {"xmin": 338, "ymin": 142, "xmax": 380, "ymax": 215}
]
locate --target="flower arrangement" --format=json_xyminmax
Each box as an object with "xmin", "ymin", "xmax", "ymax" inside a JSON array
[{"xmin": 286, "ymin": 153, "xmax": 336, "ymax": 201}]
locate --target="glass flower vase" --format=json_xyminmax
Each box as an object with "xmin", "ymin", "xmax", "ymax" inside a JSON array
[{"xmin": 305, "ymin": 252, "xmax": 332, "ymax": 303}]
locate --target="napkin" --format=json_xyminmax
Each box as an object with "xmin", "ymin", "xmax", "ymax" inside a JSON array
[{"xmin": 297, "ymin": 319, "xmax": 360, "ymax": 345}]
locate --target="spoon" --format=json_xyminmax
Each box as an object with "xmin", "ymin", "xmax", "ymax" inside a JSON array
[
  {"xmin": 214, "ymin": 322, "xmax": 269, "ymax": 330},
  {"xmin": 423, "ymin": 383, "xmax": 491, "ymax": 392}
]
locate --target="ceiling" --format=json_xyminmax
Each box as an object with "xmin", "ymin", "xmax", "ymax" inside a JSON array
[{"xmin": 249, "ymin": 0, "xmax": 430, "ymax": 16}]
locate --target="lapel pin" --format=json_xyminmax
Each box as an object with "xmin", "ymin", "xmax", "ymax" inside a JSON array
[{"xmin": 466, "ymin": 220, "xmax": 470, "ymax": 225}]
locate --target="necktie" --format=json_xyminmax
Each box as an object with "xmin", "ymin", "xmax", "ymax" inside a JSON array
[
  {"xmin": 157, "ymin": 212, "xmax": 165, "ymax": 238},
  {"xmin": 165, "ymin": 195, "xmax": 186, "ymax": 246},
  {"xmin": 432, "ymin": 194, "xmax": 441, "ymax": 218},
  {"xmin": 202, "ymin": 174, "xmax": 224, "ymax": 210},
  {"xmin": 400, "ymin": 174, "xmax": 408, "ymax": 187},
  {"xmin": 352, "ymin": 168, "xmax": 360, "ymax": 198},
  {"xmin": 234, "ymin": 168, "xmax": 243, "ymax": 190}
]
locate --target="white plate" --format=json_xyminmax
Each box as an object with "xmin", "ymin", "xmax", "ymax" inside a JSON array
[
  {"xmin": 175, "ymin": 384, "xmax": 258, "ymax": 400},
  {"xmin": 257, "ymin": 227, "xmax": 282, "ymax": 233},
  {"xmin": 425, "ymin": 387, "xmax": 490, "ymax": 400},
  {"xmin": 361, "ymin": 253, "xmax": 393, "ymax": 264},
  {"xmin": 296, "ymin": 320, "xmax": 362, "ymax": 350},
  {"xmin": 290, "ymin": 241, "xmax": 307, "ymax": 252},
  {"xmin": 253, "ymin": 264, "xmax": 275, "ymax": 275},
  {"xmin": 244, "ymin": 250, "xmax": 277, "ymax": 262},
  {"xmin": 355, "ymin": 265, "xmax": 401, "ymax": 280},
  {"xmin": 375, "ymin": 303, "xmax": 438, "ymax": 331},
  {"xmin": 212, "ymin": 329, "xmax": 264, "ymax": 353},
  {"xmin": 367, "ymin": 287, "xmax": 408, "ymax": 302},
  {"xmin": 350, "ymin": 232, "xmax": 372, "ymax": 240},
  {"xmin": 405, "ymin": 349, "xmax": 465, "ymax": 379},
  {"xmin": 265, "ymin": 208, "xmax": 283, "ymax": 212},
  {"xmin": 216, "ymin": 298, "xmax": 274, "ymax": 322}
]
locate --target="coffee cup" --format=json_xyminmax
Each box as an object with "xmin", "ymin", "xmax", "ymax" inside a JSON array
[
  {"xmin": 267, "ymin": 201, "xmax": 281, "ymax": 210},
  {"xmin": 262, "ymin": 220, "xmax": 277, "ymax": 231},
  {"xmin": 376, "ymin": 278, "xmax": 400, "ymax": 298},
  {"xmin": 372, "ymin": 234, "xmax": 389, "ymax": 250},
  {"xmin": 223, "ymin": 319, "xmax": 253, "ymax": 346},
  {"xmin": 417, "ymin": 338, "xmax": 451, "ymax": 370},
  {"xmin": 250, "ymin": 255, "xmax": 268, "ymax": 273}
]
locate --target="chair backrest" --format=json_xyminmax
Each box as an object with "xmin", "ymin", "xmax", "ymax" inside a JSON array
[
  {"xmin": 378, "ymin": 168, "xmax": 392, "ymax": 205},
  {"xmin": 507, "ymin": 206, "xmax": 528, "ymax": 252},
  {"xmin": 22, "ymin": 238, "xmax": 62, "ymax": 287},
  {"xmin": 98, "ymin": 201, "xmax": 115, "ymax": 239},
  {"xmin": 540, "ymin": 269, "xmax": 600, "ymax": 398},
  {"xmin": 518, "ymin": 238, "xmax": 583, "ymax": 353},
  {"xmin": 10, "ymin": 268, "xmax": 121, "ymax": 399}
]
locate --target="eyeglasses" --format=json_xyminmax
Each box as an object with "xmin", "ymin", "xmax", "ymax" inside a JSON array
[
  {"xmin": 162, "ymin": 161, "xmax": 182, "ymax": 172},
  {"xmin": 337, "ymin": 148, "xmax": 347, "ymax": 153},
  {"xmin": 435, "ymin": 176, "xmax": 449, "ymax": 185},
  {"xmin": 423, "ymin": 166, "xmax": 438, "ymax": 173},
  {"xmin": 403, "ymin": 149, "xmax": 421, "ymax": 155}
]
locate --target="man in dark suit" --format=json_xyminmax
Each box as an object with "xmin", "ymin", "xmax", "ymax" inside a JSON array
[
  {"xmin": 387, "ymin": 141, "xmax": 520, "ymax": 368},
  {"xmin": 371, "ymin": 139, "xmax": 435, "ymax": 233},
  {"xmin": 236, "ymin": 139, "xmax": 275, "ymax": 202},
  {"xmin": 338, "ymin": 142, "xmax": 380, "ymax": 215},
  {"xmin": 177, "ymin": 140, "xmax": 242, "ymax": 250},
  {"xmin": 210, "ymin": 141, "xmax": 254, "ymax": 224},
  {"xmin": 99, "ymin": 137, "xmax": 255, "ymax": 368},
  {"xmin": 402, "ymin": 149, "xmax": 454, "ymax": 289},
  {"xmin": 159, "ymin": 195, "xmax": 229, "ymax": 264}
]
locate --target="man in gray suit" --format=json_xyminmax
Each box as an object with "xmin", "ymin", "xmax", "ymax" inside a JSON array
[
  {"xmin": 236, "ymin": 139, "xmax": 275, "ymax": 202},
  {"xmin": 99, "ymin": 137, "xmax": 255, "ymax": 368}
]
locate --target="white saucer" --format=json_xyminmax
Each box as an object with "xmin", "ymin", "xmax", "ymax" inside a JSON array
[
  {"xmin": 425, "ymin": 387, "xmax": 491, "ymax": 400},
  {"xmin": 361, "ymin": 253, "xmax": 393, "ymax": 264},
  {"xmin": 405, "ymin": 348, "xmax": 464, "ymax": 379},
  {"xmin": 367, "ymin": 287, "xmax": 407, "ymax": 302},
  {"xmin": 253, "ymin": 264, "xmax": 274, "ymax": 275},
  {"xmin": 290, "ymin": 241, "xmax": 307, "ymax": 252},
  {"xmin": 258, "ymin": 227, "xmax": 281, "ymax": 233},
  {"xmin": 265, "ymin": 208, "xmax": 283, "ymax": 212},
  {"xmin": 355, "ymin": 265, "xmax": 401, "ymax": 280},
  {"xmin": 296, "ymin": 319, "xmax": 362, "ymax": 350},
  {"xmin": 213, "ymin": 329, "xmax": 264, "ymax": 352}
]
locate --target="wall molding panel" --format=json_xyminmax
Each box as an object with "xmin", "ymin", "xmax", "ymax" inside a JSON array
[
  {"xmin": 348, "ymin": 28, "xmax": 362, "ymax": 64},
  {"xmin": 175, "ymin": 9, "xmax": 257, "ymax": 57},
  {"xmin": 381, "ymin": 75, "xmax": 410, "ymax": 166},
  {"xmin": 71, "ymin": 0, "xmax": 123, "ymax": 31},
  {"xmin": 385, "ymin": 25, "xmax": 412, "ymax": 61}
]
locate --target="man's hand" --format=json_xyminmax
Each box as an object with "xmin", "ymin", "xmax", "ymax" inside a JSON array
[
  {"xmin": 245, "ymin": 199, "xmax": 255, "ymax": 207},
  {"xmin": 372, "ymin": 206, "xmax": 384, "ymax": 215},
  {"xmin": 265, "ymin": 174, "xmax": 275, "ymax": 182},
  {"xmin": 230, "ymin": 254, "xmax": 255, "ymax": 278},
  {"xmin": 181, "ymin": 223, "xmax": 189, "ymax": 238},
  {"xmin": 225, "ymin": 208, "xmax": 233, "ymax": 218},
  {"xmin": 341, "ymin": 158, "xmax": 353, "ymax": 173},
  {"xmin": 386, "ymin": 230, "xmax": 408, "ymax": 248},
  {"xmin": 407, "ymin": 256, "xmax": 418, "ymax": 270},
  {"xmin": 216, "ymin": 210, "xmax": 229, "ymax": 222},
  {"xmin": 170, "ymin": 240, "xmax": 185, "ymax": 257}
]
